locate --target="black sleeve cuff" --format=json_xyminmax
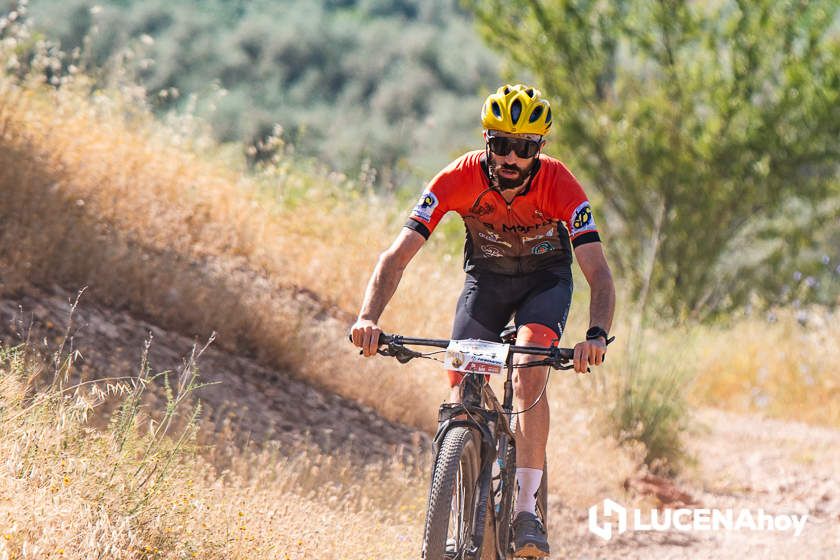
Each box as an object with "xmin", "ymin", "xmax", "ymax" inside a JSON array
[
  {"xmin": 571, "ymin": 231, "xmax": 601, "ymax": 248},
  {"xmin": 404, "ymin": 218, "xmax": 431, "ymax": 239}
]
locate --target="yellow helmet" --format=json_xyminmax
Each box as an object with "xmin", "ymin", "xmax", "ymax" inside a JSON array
[{"xmin": 481, "ymin": 84, "xmax": 552, "ymax": 136}]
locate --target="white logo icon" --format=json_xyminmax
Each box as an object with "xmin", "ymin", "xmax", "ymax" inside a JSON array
[{"xmin": 588, "ymin": 498, "xmax": 627, "ymax": 540}]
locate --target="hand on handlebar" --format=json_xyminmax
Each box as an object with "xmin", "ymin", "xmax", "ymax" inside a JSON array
[
  {"xmin": 350, "ymin": 318, "xmax": 382, "ymax": 357},
  {"xmin": 573, "ymin": 338, "xmax": 607, "ymax": 374}
]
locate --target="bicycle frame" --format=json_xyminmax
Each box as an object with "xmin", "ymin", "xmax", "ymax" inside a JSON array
[{"xmin": 430, "ymin": 350, "xmax": 520, "ymax": 559}]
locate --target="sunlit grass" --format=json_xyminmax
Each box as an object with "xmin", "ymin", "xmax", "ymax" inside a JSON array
[
  {"xmin": 687, "ymin": 308, "xmax": 840, "ymax": 427},
  {"xmin": 0, "ymin": 62, "xmax": 459, "ymax": 430},
  {"xmin": 0, "ymin": 342, "xmax": 427, "ymax": 559}
]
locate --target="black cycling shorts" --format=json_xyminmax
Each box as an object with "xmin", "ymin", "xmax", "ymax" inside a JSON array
[{"xmin": 451, "ymin": 266, "xmax": 573, "ymax": 343}]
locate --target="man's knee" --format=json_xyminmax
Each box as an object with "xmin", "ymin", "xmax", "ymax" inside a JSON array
[
  {"xmin": 516, "ymin": 323, "xmax": 559, "ymax": 348},
  {"xmin": 512, "ymin": 323, "xmax": 555, "ymax": 398},
  {"xmin": 513, "ymin": 368, "xmax": 548, "ymax": 399}
]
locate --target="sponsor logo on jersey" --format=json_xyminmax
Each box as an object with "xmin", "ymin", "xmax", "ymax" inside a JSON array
[
  {"xmin": 411, "ymin": 191, "xmax": 439, "ymax": 223},
  {"xmin": 570, "ymin": 201, "xmax": 596, "ymax": 236},
  {"xmin": 502, "ymin": 219, "xmax": 553, "ymax": 234},
  {"xmin": 470, "ymin": 201, "xmax": 496, "ymax": 217},
  {"xmin": 480, "ymin": 245, "xmax": 504, "ymax": 257},
  {"xmin": 523, "ymin": 228, "xmax": 554, "ymax": 243},
  {"xmin": 478, "ymin": 231, "xmax": 512, "ymax": 247},
  {"xmin": 531, "ymin": 241, "xmax": 555, "ymax": 255}
]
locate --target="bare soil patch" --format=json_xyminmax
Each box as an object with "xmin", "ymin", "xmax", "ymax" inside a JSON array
[{"xmin": 0, "ymin": 285, "xmax": 430, "ymax": 464}]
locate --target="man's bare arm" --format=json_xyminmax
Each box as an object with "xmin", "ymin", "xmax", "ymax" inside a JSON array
[
  {"xmin": 574, "ymin": 242, "xmax": 616, "ymax": 332},
  {"xmin": 570, "ymin": 242, "xmax": 616, "ymax": 372},
  {"xmin": 352, "ymin": 228, "xmax": 426, "ymax": 356}
]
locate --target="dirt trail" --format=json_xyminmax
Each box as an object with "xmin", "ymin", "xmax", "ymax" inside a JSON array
[
  {"xmin": 547, "ymin": 408, "xmax": 840, "ymax": 558},
  {"xmin": 0, "ymin": 286, "xmax": 430, "ymax": 463}
]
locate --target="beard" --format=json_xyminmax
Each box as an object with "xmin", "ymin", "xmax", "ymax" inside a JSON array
[{"xmin": 489, "ymin": 159, "xmax": 533, "ymax": 190}]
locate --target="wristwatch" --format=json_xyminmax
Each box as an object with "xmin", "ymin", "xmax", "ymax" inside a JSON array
[{"xmin": 586, "ymin": 326, "xmax": 609, "ymax": 343}]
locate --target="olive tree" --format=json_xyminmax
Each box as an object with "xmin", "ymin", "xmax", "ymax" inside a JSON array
[{"xmin": 470, "ymin": 0, "xmax": 840, "ymax": 318}]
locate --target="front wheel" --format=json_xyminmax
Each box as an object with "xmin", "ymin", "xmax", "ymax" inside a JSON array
[{"xmin": 422, "ymin": 427, "xmax": 483, "ymax": 559}]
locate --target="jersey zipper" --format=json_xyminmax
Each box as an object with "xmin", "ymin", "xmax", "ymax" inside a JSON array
[
  {"xmin": 504, "ymin": 199, "xmax": 523, "ymax": 274},
  {"xmin": 493, "ymin": 189, "xmax": 524, "ymax": 274}
]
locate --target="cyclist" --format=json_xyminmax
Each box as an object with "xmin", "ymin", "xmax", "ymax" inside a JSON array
[{"xmin": 351, "ymin": 84, "xmax": 615, "ymax": 557}]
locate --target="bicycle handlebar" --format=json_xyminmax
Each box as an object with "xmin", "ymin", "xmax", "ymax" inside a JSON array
[{"xmin": 348, "ymin": 332, "xmax": 577, "ymax": 368}]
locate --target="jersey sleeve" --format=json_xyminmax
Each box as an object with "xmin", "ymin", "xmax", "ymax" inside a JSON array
[
  {"xmin": 404, "ymin": 164, "xmax": 457, "ymax": 239},
  {"xmin": 545, "ymin": 163, "xmax": 601, "ymax": 248}
]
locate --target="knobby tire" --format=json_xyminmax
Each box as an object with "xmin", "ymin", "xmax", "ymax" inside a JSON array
[{"xmin": 422, "ymin": 426, "xmax": 482, "ymax": 560}]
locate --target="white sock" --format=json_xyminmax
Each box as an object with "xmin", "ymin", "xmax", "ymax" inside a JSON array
[{"xmin": 513, "ymin": 467, "xmax": 542, "ymax": 516}]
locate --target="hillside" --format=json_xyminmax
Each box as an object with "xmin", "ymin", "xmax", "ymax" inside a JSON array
[
  {"xmin": 0, "ymin": 285, "xmax": 428, "ymax": 461},
  {"xmin": 24, "ymin": 0, "xmax": 501, "ymax": 182}
]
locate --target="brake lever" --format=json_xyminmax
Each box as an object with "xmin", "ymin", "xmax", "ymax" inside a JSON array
[{"xmin": 376, "ymin": 343, "xmax": 422, "ymax": 364}]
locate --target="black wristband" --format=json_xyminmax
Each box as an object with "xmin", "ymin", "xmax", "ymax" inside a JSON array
[{"xmin": 586, "ymin": 326, "xmax": 608, "ymax": 342}]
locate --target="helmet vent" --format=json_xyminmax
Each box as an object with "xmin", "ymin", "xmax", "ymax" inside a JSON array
[
  {"xmin": 529, "ymin": 105, "xmax": 543, "ymax": 123},
  {"xmin": 510, "ymin": 99, "xmax": 522, "ymax": 124},
  {"xmin": 492, "ymin": 102, "xmax": 502, "ymax": 118},
  {"xmin": 545, "ymin": 107, "xmax": 552, "ymax": 125},
  {"xmin": 526, "ymin": 88, "xmax": 534, "ymax": 97},
  {"xmin": 503, "ymin": 86, "xmax": 510, "ymax": 94}
]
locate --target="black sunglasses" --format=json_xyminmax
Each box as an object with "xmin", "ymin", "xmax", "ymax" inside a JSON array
[{"xmin": 487, "ymin": 136, "xmax": 541, "ymax": 158}]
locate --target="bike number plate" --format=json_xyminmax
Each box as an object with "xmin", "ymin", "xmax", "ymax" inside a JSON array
[{"xmin": 444, "ymin": 339, "xmax": 509, "ymax": 375}]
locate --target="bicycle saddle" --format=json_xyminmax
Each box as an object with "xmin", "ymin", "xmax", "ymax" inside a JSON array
[{"xmin": 499, "ymin": 325, "xmax": 517, "ymax": 344}]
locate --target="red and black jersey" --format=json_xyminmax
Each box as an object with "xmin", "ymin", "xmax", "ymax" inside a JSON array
[{"xmin": 405, "ymin": 150, "xmax": 600, "ymax": 275}]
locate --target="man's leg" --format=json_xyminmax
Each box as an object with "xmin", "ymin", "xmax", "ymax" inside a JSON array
[
  {"xmin": 513, "ymin": 323, "xmax": 553, "ymax": 502},
  {"xmin": 513, "ymin": 324, "xmax": 554, "ymax": 466},
  {"xmin": 510, "ymin": 323, "xmax": 556, "ymax": 557},
  {"xmin": 512, "ymin": 268, "xmax": 572, "ymax": 480}
]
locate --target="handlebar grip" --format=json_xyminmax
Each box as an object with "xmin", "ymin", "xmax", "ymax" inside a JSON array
[{"xmin": 347, "ymin": 331, "xmax": 393, "ymax": 344}]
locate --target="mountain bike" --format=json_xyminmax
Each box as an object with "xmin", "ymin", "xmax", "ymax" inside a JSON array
[{"xmin": 361, "ymin": 327, "xmax": 594, "ymax": 559}]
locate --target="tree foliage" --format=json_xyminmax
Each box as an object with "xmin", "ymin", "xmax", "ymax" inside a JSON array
[
  {"xmin": 471, "ymin": 0, "xmax": 840, "ymax": 318},
  {"xmin": 22, "ymin": 0, "xmax": 499, "ymax": 182}
]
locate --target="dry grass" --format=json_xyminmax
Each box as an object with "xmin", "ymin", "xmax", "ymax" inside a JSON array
[
  {"xmin": 687, "ymin": 308, "xmax": 840, "ymax": 427},
  {"xmin": 0, "ymin": 343, "xmax": 427, "ymax": 559},
  {"xmin": 0, "ymin": 68, "xmax": 462, "ymax": 430}
]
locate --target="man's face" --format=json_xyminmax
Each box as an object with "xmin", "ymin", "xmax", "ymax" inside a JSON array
[{"xmin": 485, "ymin": 130, "xmax": 545, "ymax": 190}]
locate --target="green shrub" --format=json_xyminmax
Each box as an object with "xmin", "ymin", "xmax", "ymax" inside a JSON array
[{"xmin": 607, "ymin": 356, "xmax": 692, "ymax": 476}]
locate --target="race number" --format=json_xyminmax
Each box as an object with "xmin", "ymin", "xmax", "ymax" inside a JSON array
[{"xmin": 444, "ymin": 339, "xmax": 510, "ymax": 376}]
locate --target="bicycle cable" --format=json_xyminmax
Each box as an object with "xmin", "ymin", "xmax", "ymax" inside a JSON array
[{"xmin": 507, "ymin": 367, "xmax": 551, "ymax": 416}]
